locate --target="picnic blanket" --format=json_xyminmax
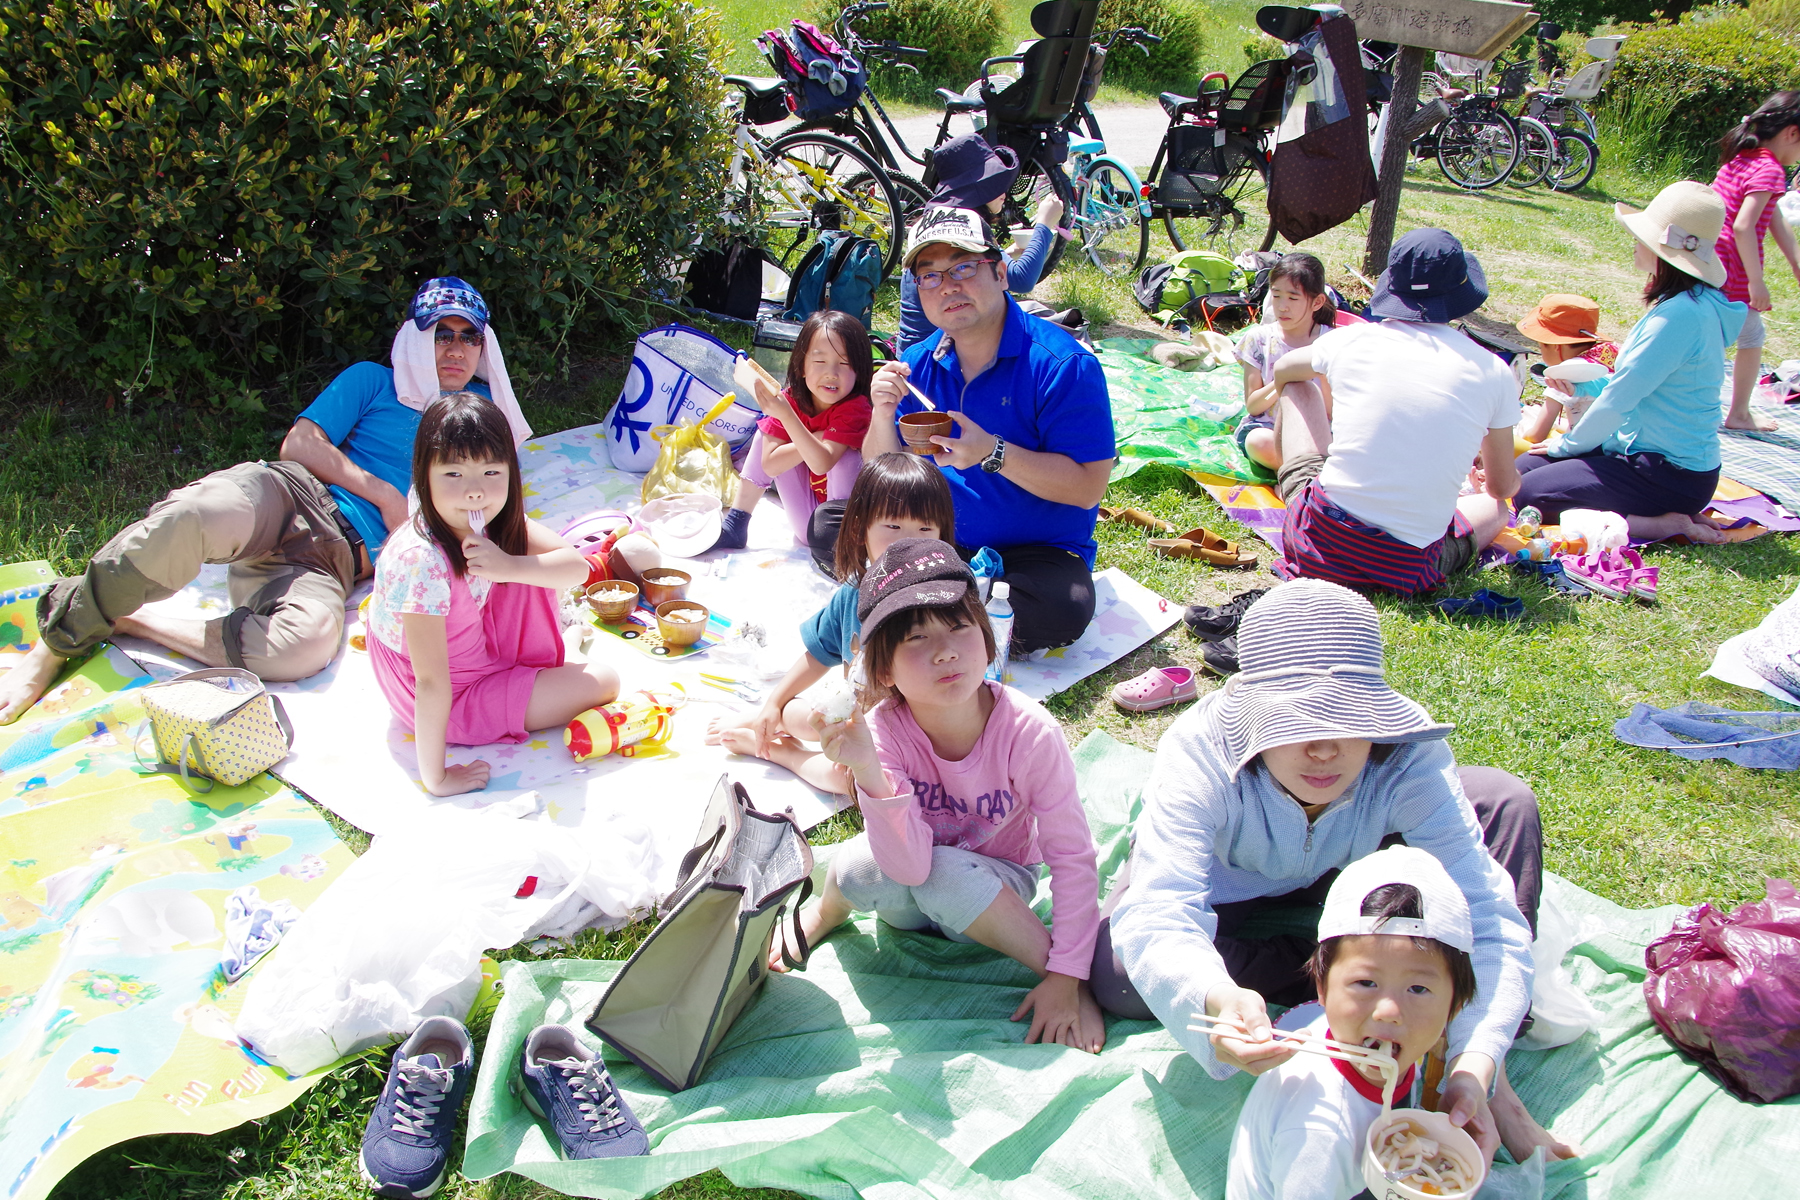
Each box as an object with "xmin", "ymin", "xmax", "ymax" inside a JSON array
[
  {"xmin": 1095, "ymin": 338, "xmax": 1269, "ymax": 485},
  {"xmin": 1717, "ymin": 388, "xmax": 1800, "ymax": 513},
  {"xmin": 108, "ymin": 425, "xmax": 1177, "ymax": 921},
  {"xmin": 461, "ymin": 730, "xmax": 1800, "ymax": 1200},
  {"xmin": 0, "ymin": 564, "xmax": 355, "ymax": 1200}
]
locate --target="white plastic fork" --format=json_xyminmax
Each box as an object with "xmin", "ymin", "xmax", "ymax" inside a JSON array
[{"xmin": 468, "ymin": 508, "xmax": 486, "ymax": 538}]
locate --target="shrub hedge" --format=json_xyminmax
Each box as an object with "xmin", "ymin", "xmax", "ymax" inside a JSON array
[
  {"xmin": 813, "ymin": 0, "xmax": 1003, "ymax": 102},
  {"xmin": 1093, "ymin": 0, "xmax": 1209, "ymax": 92},
  {"xmin": 1602, "ymin": 9, "xmax": 1800, "ymax": 175},
  {"xmin": 0, "ymin": 0, "xmax": 731, "ymax": 407}
]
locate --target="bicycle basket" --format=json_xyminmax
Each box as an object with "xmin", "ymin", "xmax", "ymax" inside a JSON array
[
  {"xmin": 1155, "ymin": 125, "xmax": 1233, "ymax": 207},
  {"xmin": 1496, "ymin": 61, "xmax": 1532, "ymax": 100}
]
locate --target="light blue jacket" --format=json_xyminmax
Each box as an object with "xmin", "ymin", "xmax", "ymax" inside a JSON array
[
  {"xmin": 1554, "ymin": 285, "xmax": 1746, "ymax": 472},
  {"xmin": 1111, "ymin": 692, "xmax": 1534, "ymax": 1079}
]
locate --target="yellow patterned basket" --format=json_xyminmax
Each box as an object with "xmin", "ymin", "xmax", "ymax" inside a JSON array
[{"xmin": 137, "ymin": 667, "xmax": 294, "ymax": 791}]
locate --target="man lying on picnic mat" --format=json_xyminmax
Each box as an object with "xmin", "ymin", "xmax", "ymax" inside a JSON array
[
  {"xmin": 1249, "ymin": 230, "xmax": 1521, "ymax": 596},
  {"xmin": 0, "ymin": 277, "xmax": 531, "ymax": 724},
  {"xmin": 863, "ymin": 206, "xmax": 1115, "ymax": 654}
]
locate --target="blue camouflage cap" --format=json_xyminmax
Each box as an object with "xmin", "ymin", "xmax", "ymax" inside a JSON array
[{"xmin": 410, "ymin": 276, "xmax": 489, "ymax": 332}]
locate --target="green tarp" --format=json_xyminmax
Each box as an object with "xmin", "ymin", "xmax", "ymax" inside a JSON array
[
  {"xmin": 1093, "ymin": 339, "xmax": 1271, "ymax": 485},
  {"xmin": 462, "ymin": 731, "xmax": 1800, "ymax": 1198}
]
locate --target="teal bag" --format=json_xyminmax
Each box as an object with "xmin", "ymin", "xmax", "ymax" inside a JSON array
[{"xmin": 783, "ymin": 229, "xmax": 882, "ymax": 329}]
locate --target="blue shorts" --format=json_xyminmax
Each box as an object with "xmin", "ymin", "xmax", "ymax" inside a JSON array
[{"xmin": 1235, "ymin": 413, "xmax": 1274, "ymax": 453}]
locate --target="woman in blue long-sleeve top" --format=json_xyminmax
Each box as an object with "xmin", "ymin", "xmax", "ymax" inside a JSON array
[
  {"xmin": 1515, "ymin": 181, "xmax": 1748, "ymax": 542},
  {"xmin": 895, "ymin": 134, "xmax": 1062, "ymax": 353}
]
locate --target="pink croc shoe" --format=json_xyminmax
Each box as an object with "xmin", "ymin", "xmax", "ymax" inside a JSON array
[
  {"xmin": 1611, "ymin": 547, "xmax": 1658, "ymax": 602},
  {"xmin": 1561, "ymin": 552, "xmax": 1627, "ymax": 600},
  {"xmin": 1111, "ymin": 666, "xmax": 1199, "ymax": 713}
]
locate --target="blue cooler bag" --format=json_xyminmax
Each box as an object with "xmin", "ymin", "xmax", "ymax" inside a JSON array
[{"xmin": 607, "ymin": 324, "xmax": 762, "ymax": 472}]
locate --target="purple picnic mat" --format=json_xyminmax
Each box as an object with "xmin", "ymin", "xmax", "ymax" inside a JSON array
[{"xmin": 1201, "ymin": 480, "xmax": 1286, "ymax": 554}]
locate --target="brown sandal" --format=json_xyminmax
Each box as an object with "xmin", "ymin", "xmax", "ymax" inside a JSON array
[
  {"xmin": 1148, "ymin": 527, "xmax": 1257, "ymax": 568},
  {"xmin": 1099, "ymin": 506, "xmax": 1175, "ymax": 534}
]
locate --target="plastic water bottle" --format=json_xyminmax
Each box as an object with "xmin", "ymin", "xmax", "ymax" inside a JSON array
[{"xmin": 984, "ymin": 582, "xmax": 1014, "ymax": 683}]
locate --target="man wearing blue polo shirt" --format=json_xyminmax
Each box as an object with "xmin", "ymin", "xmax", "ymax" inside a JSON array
[
  {"xmin": 866, "ymin": 207, "xmax": 1114, "ymax": 653},
  {"xmin": 0, "ymin": 277, "xmax": 530, "ymax": 723}
]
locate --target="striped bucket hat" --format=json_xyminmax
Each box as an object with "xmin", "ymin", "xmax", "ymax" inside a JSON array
[{"xmin": 1218, "ymin": 580, "xmax": 1453, "ymax": 775}]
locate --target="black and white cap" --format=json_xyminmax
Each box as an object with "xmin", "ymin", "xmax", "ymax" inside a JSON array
[
  {"xmin": 1319, "ymin": 846, "xmax": 1474, "ymax": 953},
  {"xmin": 1217, "ymin": 579, "xmax": 1453, "ymax": 775}
]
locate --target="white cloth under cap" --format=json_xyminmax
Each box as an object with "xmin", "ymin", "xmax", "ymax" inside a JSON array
[
  {"xmin": 1319, "ymin": 845, "xmax": 1474, "ymax": 952},
  {"xmin": 391, "ymin": 322, "xmax": 532, "ymax": 448}
]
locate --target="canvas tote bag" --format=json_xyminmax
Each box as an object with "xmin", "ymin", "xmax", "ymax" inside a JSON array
[
  {"xmin": 136, "ymin": 667, "xmax": 293, "ymax": 791},
  {"xmin": 586, "ymin": 775, "xmax": 813, "ymax": 1090}
]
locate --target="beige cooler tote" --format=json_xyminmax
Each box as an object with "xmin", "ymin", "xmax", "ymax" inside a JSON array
[
  {"xmin": 586, "ymin": 775, "xmax": 813, "ymax": 1091},
  {"xmin": 136, "ymin": 667, "xmax": 294, "ymax": 791}
]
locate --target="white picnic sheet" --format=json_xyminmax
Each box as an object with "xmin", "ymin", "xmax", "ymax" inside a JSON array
[{"xmin": 116, "ymin": 424, "xmax": 1179, "ymax": 923}]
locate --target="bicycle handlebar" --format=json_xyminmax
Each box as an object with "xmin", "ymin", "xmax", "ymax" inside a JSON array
[
  {"xmin": 890, "ymin": 44, "xmax": 929, "ymax": 60},
  {"xmin": 1095, "ymin": 26, "xmax": 1162, "ymax": 51}
]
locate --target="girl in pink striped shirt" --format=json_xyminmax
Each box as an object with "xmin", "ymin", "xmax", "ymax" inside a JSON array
[
  {"xmin": 769, "ymin": 538, "xmax": 1106, "ymax": 1053},
  {"xmin": 1712, "ymin": 92, "xmax": 1800, "ymax": 432}
]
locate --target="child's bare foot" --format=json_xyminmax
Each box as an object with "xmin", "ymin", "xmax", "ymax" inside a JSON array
[
  {"xmin": 716, "ymin": 725, "xmax": 778, "ymax": 759},
  {"xmin": 0, "ymin": 641, "xmax": 67, "ymax": 725},
  {"xmin": 767, "ymin": 899, "xmax": 843, "ymax": 972},
  {"xmin": 1492, "ymin": 1074, "xmax": 1581, "ymax": 1162},
  {"xmin": 1075, "ymin": 982, "xmax": 1108, "ymax": 1054},
  {"xmin": 703, "ymin": 713, "xmax": 744, "ymax": 746},
  {"xmin": 1722, "ymin": 410, "xmax": 1779, "ymax": 433}
]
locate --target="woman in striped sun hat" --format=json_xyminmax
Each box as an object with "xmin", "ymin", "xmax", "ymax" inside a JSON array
[{"xmin": 1097, "ymin": 579, "xmax": 1576, "ymax": 1165}]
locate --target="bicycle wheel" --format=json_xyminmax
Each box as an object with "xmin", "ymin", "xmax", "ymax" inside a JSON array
[
  {"xmin": 1076, "ymin": 159, "xmax": 1148, "ymax": 277},
  {"xmin": 1163, "ymin": 135, "xmax": 1269, "ymax": 255},
  {"xmin": 1547, "ymin": 127, "xmax": 1598, "ymax": 192},
  {"xmin": 747, "ymin": 131, "xmax": 904, "ymax": 277},
  {"xmin": 1508, "ymin": 116, "xmax": 1556, "ymax": 188},
  {"xmin": 1002, "ymin": 156, "xmax": 1077, "ymax": 275},
  {"xmin": 1570, "ymin": 103, "xmax": 1598, "ymax": 143},
  {"xmin": 1435, "ymin": 111, "xmax": 1518, "ymax": 190},
  {"xmin": 885, "ymin": 172, "xmax": 932, "ymax": 236}
]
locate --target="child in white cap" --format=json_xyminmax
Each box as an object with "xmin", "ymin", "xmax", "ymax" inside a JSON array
[{"xmin": 1226, "ymin": 846, "xmax": 1479, "ymax": 1200}]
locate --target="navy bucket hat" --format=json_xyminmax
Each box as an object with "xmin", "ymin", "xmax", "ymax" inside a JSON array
[
  {"xmin": 1366, "ymin": 229, "xmax": 1488, "ymax": 324},
  {"xmin": 928, "ymin": 133, "xmax": 1021, "ymax": 211}
]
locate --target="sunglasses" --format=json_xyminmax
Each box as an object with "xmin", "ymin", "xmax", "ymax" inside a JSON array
[
  {"xmin": 915, "ymin": 258, "xmax": 1000, "ymax": 291},
  {"xmin": 434, "ymin": 327, "xmax": 484, "ymax": 348}
]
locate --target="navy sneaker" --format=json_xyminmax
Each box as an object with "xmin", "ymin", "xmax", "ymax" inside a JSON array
[
  {"xmin": 514, "ymin": 1024, "xmax": 649, "ymax": 1159},
  {"xmin": 359, "ymin": 1016, "xmax": 473, "ymax": 1198}
]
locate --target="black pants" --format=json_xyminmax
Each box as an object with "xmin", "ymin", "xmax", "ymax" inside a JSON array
[
  {"xmin": 808, "ymin": 502, "xmax": 1098, "ymax": 653},
  {"xmin": 1088, "ymin": 765, "xmax": 1544, "ymax": 1019}
]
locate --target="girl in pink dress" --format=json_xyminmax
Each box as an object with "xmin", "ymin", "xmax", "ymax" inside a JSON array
[
  {"xmin": 1712, "ymin": 92, "xmax": 1800, "ymax": 431},
  {"xmin": 367, "ymin": 393, "xmax": 619, "ymax": 796}
]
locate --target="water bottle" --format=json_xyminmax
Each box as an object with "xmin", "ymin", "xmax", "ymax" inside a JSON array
[{"xmin": 984, "ymin": 582, "xmax": 1014, "ymax": 683}]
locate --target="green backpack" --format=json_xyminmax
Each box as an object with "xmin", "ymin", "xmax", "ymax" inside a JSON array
[{"xmin": 1133, "ymin": 250, "xmax": 1251, "ymax": 328}]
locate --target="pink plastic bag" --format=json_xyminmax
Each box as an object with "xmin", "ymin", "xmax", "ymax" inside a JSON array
[{"xmin": 1644, "ymin": 877, "xmax": 1800, "ymax": 1102}]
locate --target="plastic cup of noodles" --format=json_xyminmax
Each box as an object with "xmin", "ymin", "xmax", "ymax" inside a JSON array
[
  {"xmin": 654, "ymin": 600, "xmax": 710, "ymax": 647},
  {"xmin": 1361, "ymin": 1110, "xmax": 1486, "ymax": 1200}
]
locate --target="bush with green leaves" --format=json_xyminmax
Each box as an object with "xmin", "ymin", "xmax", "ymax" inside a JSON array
[
  {"xmin": 0, "ymin": 0, "xmax": 731, "ymax": 408},
  {"xmin": 1092, "ymin": 0, "xmax": 1208, "ymax": 92},
  {"xmin": 812, "ymin": 0, "xmax": 1003, "ymax": 102},
  {"xmin": 1600, "ymin": 9, "xmax": 1800, "ymax": 176}
]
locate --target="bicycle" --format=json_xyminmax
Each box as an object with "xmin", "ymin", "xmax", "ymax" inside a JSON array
[
  {"xmin": 1137, "ymin": 56, "xmax": 1286, "ymax": 254},
  {"xmin": 718, "ymin": 76, "xmax": 907, "ymax": 278},
  {"xmin": 1410, "ymin": 60, "xmax": 1540, "ymax": 190}
]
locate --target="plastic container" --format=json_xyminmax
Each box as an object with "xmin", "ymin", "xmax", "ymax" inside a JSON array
[
  {"xmin": 640, "ymin": 569, "xmax": 692, "ymax": 607},
  {"xmin": 984, "ymin": 582, "xmax": 1014, "ymax": 683},
  {"xmin": 1361, "ymin": 1110, "xmax": 1486, "ymax": 1199},
  {"xmin": 655, "ymin": 600, "xmax": 710, "ymax": 647}
]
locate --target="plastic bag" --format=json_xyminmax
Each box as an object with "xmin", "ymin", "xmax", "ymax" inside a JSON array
[
  {"xmin": 1643, "ymin": 876, "xmax": 1800, "ymax": 1102},
  {"xmin": 237, "ymin": 809, "xmax": 660, "ymax": 1073},
  {"xmin": 1558, "ymin": 508, "xmax": 1628, "ymax": 553},
  {"xmin": 641, "ymin": 391, "xmax": 739, "ymax": 507},
  {"xmin": 1517, "ymin": 890, "xmax": 1601, "ymax": 1050},
  {"xmin": 1475, "ymin": 1147, "xmax": 1548, "ymax": 1199}
]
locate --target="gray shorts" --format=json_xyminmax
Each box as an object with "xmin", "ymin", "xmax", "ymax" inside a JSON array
[
  {"xmin": 832, "ymin": 833, "xmax": 1040, "ymax": 938},
  {"xmin": 1738, "ymin": 308, "xmax": 1766, "ymax": 351}
]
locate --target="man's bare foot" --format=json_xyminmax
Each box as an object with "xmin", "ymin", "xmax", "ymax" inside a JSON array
[
  {"xmin": 1722, "ymin": 411, "xmax": 1779, "ymax": 433},
  {"xmin": 1075, "ymin": 982, "xmax": 1108, "ymax": 1054},
  {"xmin": 1493, "ymin": 1069, "xmax": 1581, "ymax": 1162},
  {"xmin": 0, "ymin": 641, "xmax": 68, "ymax": 725}
]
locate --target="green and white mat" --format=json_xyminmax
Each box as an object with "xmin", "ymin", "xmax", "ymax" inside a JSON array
[{"xmin": 463, "ymin": 732, "xmax": 1800, "ymax": 1199}]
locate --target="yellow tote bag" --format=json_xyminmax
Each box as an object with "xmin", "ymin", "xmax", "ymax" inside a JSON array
[{"xmin": 640, "ymin": 392, "xmax": 740, "ymax": 508}]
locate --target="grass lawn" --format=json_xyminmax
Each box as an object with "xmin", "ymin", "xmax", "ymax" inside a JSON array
[{"xmin": 11, "ymin": 4, "xmax": 1799, "ymax": 1198}]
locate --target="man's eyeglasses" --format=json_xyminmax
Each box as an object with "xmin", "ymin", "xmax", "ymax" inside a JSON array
[
  {"xmin": 434, "ymin": 328, "xmax": 484, "ymax": 348},
  {"xmin": 915, "ymin": 258, "xmax": 1000, "ymax": 291}
]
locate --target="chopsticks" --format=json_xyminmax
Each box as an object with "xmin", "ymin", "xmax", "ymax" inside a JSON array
[
  {"xmin": 904, "ymin": 379, "xmax": 938, "ymax": 411},
  {"xmin": 1186, "ymin": 1012, "xmax": 1401, "ymax": 1080}
]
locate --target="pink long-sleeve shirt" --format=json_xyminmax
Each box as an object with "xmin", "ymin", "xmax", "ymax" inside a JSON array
[{"xmin": 859, "ymin": 682, "xmax": 1101, "ymax": 978}]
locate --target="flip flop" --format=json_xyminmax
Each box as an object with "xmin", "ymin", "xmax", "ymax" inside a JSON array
[
  {"xmin": 1434, "ymin": 589, "xmax": 1525, "ymax": 620},
  {"xmin": 1099, "ymin": 506, "xmax": 1175, "ymax": 534},
  {"xmin": 1149, "ymin": 527, "xmax": 1258, "ymax": 568}
]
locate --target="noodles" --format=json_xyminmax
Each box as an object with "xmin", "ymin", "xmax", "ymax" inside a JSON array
[{"xmin": 1372, "ymin": 1119, "xmax": 1476, "ymax": 1196}]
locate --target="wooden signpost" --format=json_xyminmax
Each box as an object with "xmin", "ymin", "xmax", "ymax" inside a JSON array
[{"xmin": 1343, "ymin": 0, "xmax": 1540, "ymax": 275}]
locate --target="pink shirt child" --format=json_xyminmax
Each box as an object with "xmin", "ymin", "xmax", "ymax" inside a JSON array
[
  {"xmin": 1713, "ymin": 149, "xmax": 1790, "ymax": 303},
  {"xmin": 860, "ymin": 682, "xmax": 1101, "ymax": 978}
]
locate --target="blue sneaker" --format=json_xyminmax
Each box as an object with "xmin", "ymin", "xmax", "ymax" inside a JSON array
[
  {"xmin": 359, "ymin": 1016, "xmax": 473, "ymax": 1197},
  {"xmin": 514, "ymin": 1024, "xmax": 649, "ymax": 1159}
]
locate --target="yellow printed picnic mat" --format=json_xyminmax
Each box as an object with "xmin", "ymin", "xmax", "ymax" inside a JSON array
[{"xmin": 0, "ymin": 562, "xmax": 354, "ymax": 1200}]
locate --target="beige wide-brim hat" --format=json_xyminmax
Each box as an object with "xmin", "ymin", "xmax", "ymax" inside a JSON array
[{"xmin": 1614, "ymin": 180, "xmax": 1727, "ymax": 289}]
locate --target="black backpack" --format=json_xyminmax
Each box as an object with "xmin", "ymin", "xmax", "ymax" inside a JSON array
[{"xmin": 686, "ymin": 240, "xmax": 765, "ymax": 321}]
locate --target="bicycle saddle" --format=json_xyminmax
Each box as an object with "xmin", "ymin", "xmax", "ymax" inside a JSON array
[
  {"xmin": 935, "ymin": 87, "xmax": 985, "ymax": 114},
  {"xmin": 1158, "ymin": 91, "xmax": 1197, "ymax": 117},
  {"xmin": 723, "ymin": 75, "xmax": 788, "ymax": 100}
]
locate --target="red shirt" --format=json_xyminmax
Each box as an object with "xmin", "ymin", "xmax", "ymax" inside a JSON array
[
  {"xmin": 757, "ymin": 388, "xmax": 872, "ymax": 500},
  {"xmin": 1712, "ymin": 149, "xmax": 1789, "ymax": 303}
]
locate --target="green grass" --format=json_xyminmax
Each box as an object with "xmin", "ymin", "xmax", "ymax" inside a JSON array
[{"xmin": 13, "ymin": 3, "xmax": 1800, "ymax": 1197}]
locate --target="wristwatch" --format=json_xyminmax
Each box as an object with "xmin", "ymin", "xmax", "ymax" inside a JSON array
[{"xmin": 981, "ymin": 436, "xmax": 1006, "ymax": 473}]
